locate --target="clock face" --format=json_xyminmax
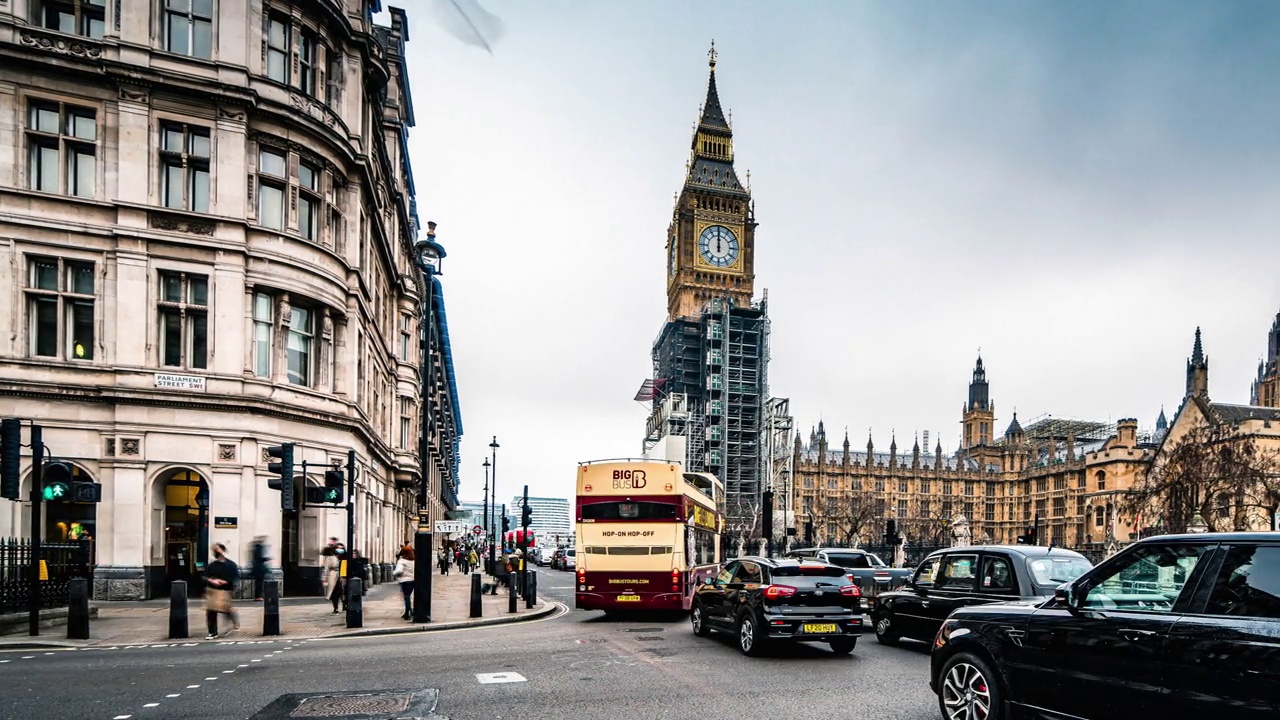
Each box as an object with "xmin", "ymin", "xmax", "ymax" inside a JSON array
[
  {"xmin": 669, "ymin": 239, "xmax": 678, "ymax": 278},
  {"xmin": 698, "ymin": 225, "xmax": 739, "ymax": 268}
]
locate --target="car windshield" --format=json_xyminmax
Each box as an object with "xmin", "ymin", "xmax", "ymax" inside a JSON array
[
  {"xmin": 772, "ymin": 564, "xmax": 846, "ymax": 578},
  {"xmin": 824, "ymin": 554, "xmax": 873, "ymax": 569},
  {"xmin": 1027, "ymin": 556, "xmax": 1092, "ymax": 585},
  {"xmin": 566, "ymin": 549, "xmax": 575, "ymax": 556}
]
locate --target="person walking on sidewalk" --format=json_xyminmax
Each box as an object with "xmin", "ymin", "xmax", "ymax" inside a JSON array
[
  {"xmin": 325, "ymin": 544, "xmax": 347, "ymax": 613},
  {"xmin": 468, "ymin": 548, "xmax": 479, "ymax": 574},
  {"xmin": 205, "ymin": 543, "xmax": 240, "ymax": 639},
  {"xmin": 438, "ymin": 548, "xmax": 450, "ymax": 576},
  {"xmin": 251, "ymin": 536, "xmax": 269, "ymax": 601},
  {"xmin": 393, "ymin": 546, "xmax": 415, "ymax": 620}
]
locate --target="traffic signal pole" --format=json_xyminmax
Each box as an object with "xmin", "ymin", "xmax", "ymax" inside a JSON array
[
  {"xmin": 345, "ymin": 450, "xmax": 355, "ymax": 586},
  {"xmin": 520, "ymin": 485, "xmax": 529, "ymax": 597},
  {"xmin": 29, "ymin": 424, "xmax": 43, "ymax": 636}
]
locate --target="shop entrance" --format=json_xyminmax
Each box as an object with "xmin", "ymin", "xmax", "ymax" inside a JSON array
[{"xmin": 161, "ymin": 470, "xmax": 209, "ymax": 597}]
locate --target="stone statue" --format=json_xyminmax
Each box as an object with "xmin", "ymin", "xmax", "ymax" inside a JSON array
[{"xmin": 950, "ymin": 515, "xmax": 971, "ymax": 548}]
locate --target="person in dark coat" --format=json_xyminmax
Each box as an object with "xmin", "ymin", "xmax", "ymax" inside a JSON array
[
  {"xmin": 205, "ymin": 543, "xmax": 240, "ymax": 639},
  {"xmin": 251, "ymin": 537, "xmax": 269, "ymax": 601},
  {"xmin": 349, "ymin": 549, "xmax": 370, "ymax": 596}
]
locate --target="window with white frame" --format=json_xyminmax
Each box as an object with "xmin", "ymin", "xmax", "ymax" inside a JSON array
[
  {"xmin": 163, "ymin": 0, "xmax": 213, "ymax": 58},
  {"xmin": 399, "ymin": 314, "xmax": 411, "ymax": 360},
  {"xmin": 266, "ymin": 13, "xmax": 290, "ymax": 83},
  {"xmin": 286, "ymin": 305, "xmax": 314, "ymax": 386},
  {"xmin": 26, "ymin": 257, "xmax": 95, "ymax": 360},
  {"xmin": 297, "ymin": 161, "xmax": 321, "ymax": 241},
  {"xmin": 399, "ymin": 397, "xmax": 412, "ymax": 449},
  {"xmin": 252, "ymin": 291, "xmax": 273, "ymax": 377},
  {"xmin": 299, "ymin": 28, "xmax": 320, "ymax": 96},
  {"xmin": 160, "ymin": 123, "xmax": 211, "ymax": 212},
  {"xmin": 326, "ymin": 53, "xmax": 343, "ymax": 107},
  {"xmin": 33, "ymin": 0, "xmax": 105, "ymax": 39},
  {"xmin": 27, "ymin": 101, "xmax": 96, "ymax": 198},
  {"xmin": 257, "ymin": 148, "xmax": 286, "ymax": 230},
  {"xmin": 158, "ymin": 271, "xmax": 208, "ymax": 369}
]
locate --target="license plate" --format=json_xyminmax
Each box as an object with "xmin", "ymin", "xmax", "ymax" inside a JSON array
[
  {"xmin": 802, "ymin": 623, "xmax": 838, "ymax": 634},
  {"xmin": 617, "ymin": 594, "xmax": 641, "ymax": 602}
]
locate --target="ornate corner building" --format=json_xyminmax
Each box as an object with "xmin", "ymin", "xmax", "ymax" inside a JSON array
[{"xmin": 0, "ymin": 1, "xmax": 462, "ymax": 599}]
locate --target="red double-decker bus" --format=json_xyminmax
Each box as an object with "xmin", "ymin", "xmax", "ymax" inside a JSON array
[{"xmin": 574, "ymin": 459, "xmax": 722, "ymax": 613}]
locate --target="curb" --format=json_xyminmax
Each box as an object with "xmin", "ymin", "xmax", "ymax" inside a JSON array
[
  {"xmin": 323, "ymin": 601, "xmax": 560, "ymax": 639},
  {"xmin": 0, "ymin": 640, "xmax": 83, "ymax": 650}
]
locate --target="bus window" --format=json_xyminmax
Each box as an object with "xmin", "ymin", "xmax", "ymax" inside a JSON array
[{"xmin": 580, "ymin": 501, "xmax": 678, "ymax": 521}]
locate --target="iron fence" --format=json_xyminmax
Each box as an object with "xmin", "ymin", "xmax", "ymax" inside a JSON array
[{"xmin": 0, "ymin": 538, "xmax": 92, "ymax": 614}]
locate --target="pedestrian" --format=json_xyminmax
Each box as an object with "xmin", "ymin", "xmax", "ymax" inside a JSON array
[
  {"xmin": 438, "ymin": 548, "xmax": 450, "ymax": 576},
  {"xmin": 325, "ymin": 543, "xmax": 346, "ymax": 613},
  {"xmin": 393, "ymin": 546, "xmax": 415, "ymax": 620},
  {"xmin": 204, "ymin": 543, "xmax": 240, "ymax": 640},
  {"xmin": 349, "ymin": 549, "xmax": 369, "ymax": 596},
  {"xmin": 251, "ymin": 536, "xmax": 269, "ymax": 601},
  {"xmin": 468, "ymin": 547, "xmax": 479, "ymax": 573}
]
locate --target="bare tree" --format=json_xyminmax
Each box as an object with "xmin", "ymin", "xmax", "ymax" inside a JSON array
[
  {"xmin": 1123, "ymin": 418, "xmax": 1280, "ymax": 534},
  {"xmin": 901, "ymin": 504, "xmax": 952, "ymax": 546},
  {"xmin": 811, "ymin": 491, "xmax": 881, "ymax": 547}
]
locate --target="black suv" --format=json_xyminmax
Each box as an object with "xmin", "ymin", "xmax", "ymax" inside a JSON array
[
  {"xmin": 930, "ymin": 533, "xmax": 1280, "ymax": 720},
  {"xmin": 691, "ymin": 556, "xmax": 864, "ymax": 656},
  {"xmin": 873, "ymin": 545, "xmax": 1092, "ymax": 645}
]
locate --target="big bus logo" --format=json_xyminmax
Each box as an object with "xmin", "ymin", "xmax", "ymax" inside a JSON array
[{"xmin": 611, "ymin": 469, "xmax": 647, "ymax": 489}]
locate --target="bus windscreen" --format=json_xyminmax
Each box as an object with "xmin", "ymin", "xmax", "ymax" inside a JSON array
[{"xmin": 580, "ymin": 501, "xmax": 678, "ymax": 521}]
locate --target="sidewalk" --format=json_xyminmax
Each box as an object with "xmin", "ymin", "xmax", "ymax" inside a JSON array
[{"xmin": 0, "ymin": 571, "xmax": 555, "ymax": 649}]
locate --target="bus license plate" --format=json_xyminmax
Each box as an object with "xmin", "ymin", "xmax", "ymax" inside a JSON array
[
  {"xmin": 802, "ymin": 623, "xmax": 837, "ymax": 634},
  {"xmin": 617, "ymin": 594, "xmax": 641, "ymax": 602}
]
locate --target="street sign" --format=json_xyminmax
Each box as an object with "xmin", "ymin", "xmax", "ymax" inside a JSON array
[
  {"xmin": 473, "ymin": 525, "xmax": 483, "ymax": 536},
  {"xmin": 434, "ymin": 520, "xmax": 467, "ymax": 534}
]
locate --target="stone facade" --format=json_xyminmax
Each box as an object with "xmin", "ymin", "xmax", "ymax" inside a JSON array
[{"xmin": 0, "ymin": 1, "xmax": 461, "ymax": 598}]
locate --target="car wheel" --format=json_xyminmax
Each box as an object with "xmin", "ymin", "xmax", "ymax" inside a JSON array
[
  {"xmin": 874, "ymin": 615, "xmax": 901, "ymax": 645},
  {"xmin": 829, "ymin": 637, "xmax": 856, "ymax": 654},
  {"xmin": 737, "ymin": 613, "xmax": 765, "ymax": 657},
  {"xmin": 939, "ymin": 652, "xmax": 1002, "ymax": 720},
  {"xmin": 691, "ymin": 603, "xmax": 711, "ymax": 637}
]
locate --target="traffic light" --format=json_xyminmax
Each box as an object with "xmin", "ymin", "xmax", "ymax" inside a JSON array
[
  {"xmin": 804, "ymin": 520, "xmax": 814, "ymax": 545},
  {"xmin": 521, "ymin": 503, "xmax": 533, "ymax": 528},
  {"xmin": 501, "ymin": 516, "xmax": 511, "ymax": 534},
  {"xmin": 323, "ymin": 469, "xmax": 344, "ymax": 504},
  {"xmin": 42, "ymin": 461, "xmax": 73, "ymax": 502},
  {"xmin": 884, "ymin": 518, "xmax": 899, "ymax": 546},
  {"xmin": 266, "ymin": 443, "xmax": 296, "ymax": 512},
  {"xmin": 1, "ymin": 418, "xmax": 20, "ymax": 501},
  {"xmin": 71, "ymin": 480, "xmax": 102, "ymax": 503}
]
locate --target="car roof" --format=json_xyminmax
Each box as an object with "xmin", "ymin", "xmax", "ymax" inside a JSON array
[
  {"xmin": 733, "ymin": 556, "xmax": 843, "ymax": 569},
  {"xmin": 925, "ymin": 545, "xmax": 1089, "ymax": 559},
  {"xmin": 1138, "ymin": 531, "xmax": 1280, "ymax": 544}
]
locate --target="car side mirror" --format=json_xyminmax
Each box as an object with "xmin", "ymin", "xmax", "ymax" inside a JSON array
[
  {"xmin": 1055, "ymin": 582, "xmax": 1084, "ymax": 613},
  {"xmin": 701, "ymin": 576, "xmax": 715, "ymax": 586}
]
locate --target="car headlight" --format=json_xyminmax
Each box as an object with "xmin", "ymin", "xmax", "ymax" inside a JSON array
[{"xmin": 934, "ymin": 619, "xmax": 969, "ymax": 649}]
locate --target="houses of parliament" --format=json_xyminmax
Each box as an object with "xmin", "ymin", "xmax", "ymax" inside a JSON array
[{"xmin": 790, "ymin": 314, "xmax": 1280, "ymax": 551}]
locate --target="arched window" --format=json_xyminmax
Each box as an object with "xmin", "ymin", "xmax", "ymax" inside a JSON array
[
  {"xmin": 1095, "ymin": 470, "xmax": 1106, "ymax": 490},
  {"xmin": 1094, "ymin": 506, "xmax": 1104, "ymax": 527}
]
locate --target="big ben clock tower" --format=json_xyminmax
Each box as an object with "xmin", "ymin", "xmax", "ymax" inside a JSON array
[{"xmin": 667, "ymin": 43, "xmax": 757, "ymax": 321}]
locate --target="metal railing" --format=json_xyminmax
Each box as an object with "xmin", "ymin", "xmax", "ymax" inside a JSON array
[{"xmin": 0, "ymin": 538, "xmax": 93, "ymax": 614}]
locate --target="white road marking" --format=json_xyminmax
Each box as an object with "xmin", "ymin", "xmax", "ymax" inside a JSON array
[
  {"xmin": 187, "ymin": 685, "xmax": 200, "ymax": 689},
  {"xmin": 222, "ymin": 670, "xmax": 234, "ymax": 674},
  {"xmin": 0, "ymin": 660, "xmax": 9, "ymax": 663},
  {"xmin": 476, "ymin": 672, "xmax": 527, "ymax": 684},
  {"xmin": 21, "ymin": 656, "xmax": 33, "ymax": 659},
  {"xmin": 166, "ymin": 694, "xmax": 180, "ymax": 698},
  {"xmin": 238, "ymin": 664, "xmax": 249, "ymax": 668},
  {"xmin": 251, "ymin": 659, "xmax": 262, "ymax": 662},
  {"xmin": 113, "ymin": 715, "xmax": 132, "ymax": 719},
  {"xmin": 44, "ymin": 652, "xmax": 54, "ymax": 655},
  {"xmin": 143, "ymin": 703, "xmax": 159, "ymax": 707},
  {"xmin": 205, "ymin": 677, "xmax": 217, "ymax": 680}
]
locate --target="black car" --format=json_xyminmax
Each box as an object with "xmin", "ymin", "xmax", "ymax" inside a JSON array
[
  {"xmin": 930, "ymin": 532, "xmax": 1280, "ymax": 720},
  {"xmin": 872, "ymin": 545, "xmax": 1092, "ymax": 645},
  {"xmin": 691, "ymin": 556, "xmax": 864, "ymax": 656}
]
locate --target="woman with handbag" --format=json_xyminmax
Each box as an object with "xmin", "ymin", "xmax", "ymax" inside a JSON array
[
  {"xmin": 393, "ymin": 546, "xmax": 415, "ymax": 620},
  {"xmin": 205, "ymin": 543, "xmax": 240, "ymax": 640}
]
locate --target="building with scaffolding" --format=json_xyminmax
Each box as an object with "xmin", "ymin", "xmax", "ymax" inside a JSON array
[{"xmin": 635, "ymin": 46, "xmax": 790, "ymax": 547}]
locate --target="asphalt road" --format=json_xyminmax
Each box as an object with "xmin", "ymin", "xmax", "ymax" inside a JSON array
[{"xmin": 0, "ymin": 568, "xmax": 941, "ymax": 720}]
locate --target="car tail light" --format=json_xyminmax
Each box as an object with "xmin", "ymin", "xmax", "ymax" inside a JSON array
[
  {"xmin": 840, "ymin": 585, "xmax": 862, "ymax": 597},
  {"xmin": 763, "ymin": 584, "xmax": 797, "ymax": 599}
]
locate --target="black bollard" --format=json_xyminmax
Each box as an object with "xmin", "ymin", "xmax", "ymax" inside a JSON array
[
  {"xmin": 67, "ymin": 578, "xmax": 89, "ymax": 639},
  {"xmin": 168, "ymin": 580, "xmax": 188, "ymax": 639},
  {"xmin": 262, "ymin": 580, "xmax": 280, "ymax": 636},
  {"xmin": 345, "ymin": 578, "xmax": 363, "ymax": 628},
  {"xmin": 470, "ymin": 572, "xmax": 482, "ymax": 618},
  {"xmin": 525, "ymin": 570, "xmax": 536, "ymax": 609},
  {"xmin": 508, "ymin": 571, "xmax": 518, "ymax": 613}
]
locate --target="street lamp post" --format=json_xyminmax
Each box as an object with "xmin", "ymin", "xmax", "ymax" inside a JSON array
[
  {"xmin": 482, "ymin": 458, "xmax": 491, "ymax": 574},
  {"xmin": 489, "ymin": 436, "xmax": 499, "ymax": 578},
  {"xmin": 413, "ymin": 222, "xmax": 447, "ymax": 624}
]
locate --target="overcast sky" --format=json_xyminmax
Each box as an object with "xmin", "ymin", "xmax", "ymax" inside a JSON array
[{"xmin": 391, "ymin": 1, "xmax": 1280, "ymax": 508}]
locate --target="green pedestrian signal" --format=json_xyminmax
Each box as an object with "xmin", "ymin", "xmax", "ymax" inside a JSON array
[
  {"xmin": 43, "ymin": 482, "xmax": 69, "ymax": 501},
  {"xmin": 324, "ymin": 487, "xmax": 341, "ymax": 503}
]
